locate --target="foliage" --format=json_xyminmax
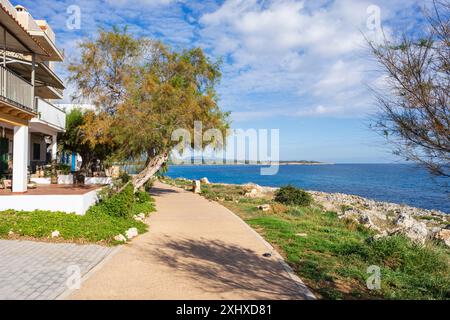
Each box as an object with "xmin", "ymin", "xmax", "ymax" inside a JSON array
[
  {"xmin": 94, "ymin": 184, "xmax": 135, "ymax": 218},
  {"xmin": 68, "ymin": 28, "xmax": 230, "ymax": 190},
  {"xmin": 118, "ymin": 171, "xmax": 132, "ymax": 184},
  {"xmin": 56, "ymin": 164, "xmax": 71, "ymax": 175},
  {"xmin": 135, "ymin": 190, "xmax": 152, "ymax": 204},
  {"xmin": 168, "ymin": 178, "xmax": 450, "ymax": 300},
  {"xmin": 274, "ymin": 185, "xmax": 313, "ymax": 206},
  {"xmin": 369, "ymin": 0, "xmax": 450, "ymax": 178},
  {"xmin": 144, "ymin": 179, "xmax": 155, "ymax": 192},
  {"xmin": 58, "ymin": 108, "xmax": 114, "ymax": 174},
  {"xmin": 0, "ymin": 209, "xmax": 147, "ymax": 245}
]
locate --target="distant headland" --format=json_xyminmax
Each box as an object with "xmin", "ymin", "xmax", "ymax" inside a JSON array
[{"xmin": 168, "ymin": 160, "xmax": 334, "ymax": 166}]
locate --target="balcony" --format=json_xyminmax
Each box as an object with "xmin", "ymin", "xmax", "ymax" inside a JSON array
[
  {"xmin": 15, "ymin": 6, "xmax": 64, "ymax": 62},
  {"xmin": 32, "ymin": 97, "xmax": 66, "ymax": 132},
  {"xmin": 0, "ymin": 65, "xmax": 36, "ymax": 126}
]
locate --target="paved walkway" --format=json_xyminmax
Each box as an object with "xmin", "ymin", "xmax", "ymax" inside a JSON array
[
  {"xmin": 0, "ymin": 240, "xmax": 114, "ymax": 300},
  {"xmin": 69, "ymin": 182, "xmax": 314, "ymax": 300}
]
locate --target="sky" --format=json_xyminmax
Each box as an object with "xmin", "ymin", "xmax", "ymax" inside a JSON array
[{"xmin": 11, "ymin": 0, "xmax": 432, "ymax": 163}]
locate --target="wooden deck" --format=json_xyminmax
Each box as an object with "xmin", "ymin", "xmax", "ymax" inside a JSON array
[{"xmin": 0, "ymin": 184, "xmax": 101, "ymax": 196}]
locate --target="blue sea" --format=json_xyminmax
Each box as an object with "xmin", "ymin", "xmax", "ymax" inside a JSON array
[{"xmin": 166, "ymin": 164, "xmax": 449, "ymax": 213}]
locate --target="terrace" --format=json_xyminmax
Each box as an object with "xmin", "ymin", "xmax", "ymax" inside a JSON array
[{"xmin": 0, "ymin": 184, "xmax": 102, "ymax": 215}]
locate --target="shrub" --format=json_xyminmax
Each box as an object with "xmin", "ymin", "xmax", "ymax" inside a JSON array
[
  {"xmin": 119, "ymin": 171, "xmax": 131, "ymax": 184},
  {"xmin": 135, "ymin": 190, "xmax": 152, "ymax": 204},
  {"xmin": 96, "ymin": 184, "xmax": 135, "ymax": 218},
  {"xmin": 274, "ymin": 185, "xmax": 313, "ymax": 206},
  {"xmin": 144, "ymin": 179, "xmax": 154, "ymax": 192},
  {"xmin": 132, "ymin": 201, "xmax": 155, "ymax": 217}
]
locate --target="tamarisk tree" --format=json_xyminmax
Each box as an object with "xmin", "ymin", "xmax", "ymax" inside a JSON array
[
  {"xmin": 69, "ymin": 28, "xmax": 229, "ymax": 190},
  {"xmin": 369, "ymin": 0, "xmax": 449, "ymax": 178}
]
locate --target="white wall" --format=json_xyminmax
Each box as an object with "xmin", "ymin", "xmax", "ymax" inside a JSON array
[{"xmin": 0, "ymin": 189, "xmax": 100, "ymax": 215}]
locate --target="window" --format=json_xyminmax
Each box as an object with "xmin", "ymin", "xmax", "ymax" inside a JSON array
[{"xmin": 33, "ymin": 143, "xmax": 41, "ymax": 160}]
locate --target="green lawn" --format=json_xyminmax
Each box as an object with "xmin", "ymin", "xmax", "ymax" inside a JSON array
[
  {"xmin": 166, "ymin": 178, "xmax": 450, "ymax": 300},
  {"xmin": 0, "ymin": 187, "xmax": 155, "ymax": 245}
]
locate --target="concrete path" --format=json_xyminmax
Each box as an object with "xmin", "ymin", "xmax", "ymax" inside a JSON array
[
  {"xmin": 69, "ymin": 182, "xmax": 314, "ymax": 300},
  {"xmin": 0, "ymin": 240, "xmax": 114, "ymax": 300}
]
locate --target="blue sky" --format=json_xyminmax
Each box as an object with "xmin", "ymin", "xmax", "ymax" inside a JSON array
[{"xmin": 11, "ymin": 0, "xmax": 432, "ymax": 162}]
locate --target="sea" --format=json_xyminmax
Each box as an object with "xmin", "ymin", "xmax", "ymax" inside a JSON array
[{"xmin": 166, "ymin": 164, "xmax": 449, "ymax": 213}]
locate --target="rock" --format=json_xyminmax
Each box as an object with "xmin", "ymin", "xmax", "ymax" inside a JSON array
[
  {"xmin": 125, "ymin": 228, "xmax": 139, "ymax": 240},
  {"xmin": 244, "ymin": 188, "xmax": 258, "ymax": 198},
  {"xmin": 193, "ymin": 180, "xmax": 201, "ymax": 194},
  {"xmin": 51, "ymin": 230, "xmax": 60, "ymax": 238},
  {"xmin": 434, "ymin": 229, "xmax": 450, "ymax": 247},
  {"xmin": 359, "ymin": 214, "xmax": 372, "ymax": 225},
  {"xmin": 8, "ymin": 230, "xmax": 14, "ymax": 236},
  {"xmin": 296, "ymin": 233, "xmax": 308, "ymax": 237},
  {"xmin": 133, "ymin": 213, "xmax": 146, "ymax": 222},
  {"xmin": 395, "ymin": 213, "xmax": 416, "ymax": 229},
  {"xmin": 257, "ymin": 204, "xmax": 271, "ymax": 212},
  {"xmin": 373, "ymin": 231, "xmax": 389, "ymax": 240},
  {"xmin": 114, "ymin": 234, "xmax": 127, "ymax": 242},
  {"xmin": 200, "ymin": 177, "xmax": 210, "ymax": 184},
  {"xmin": 393, "ymin": 213, "xmax": 428, "ymax": 244},
  {"xmin": 243, "ymin": 183, "xmax": 265, "ymax": 198}
]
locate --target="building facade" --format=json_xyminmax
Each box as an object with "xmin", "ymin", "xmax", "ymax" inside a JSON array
[{"xmin": 0, "ymin": 0, "xmax": 65, "ymax": 192}]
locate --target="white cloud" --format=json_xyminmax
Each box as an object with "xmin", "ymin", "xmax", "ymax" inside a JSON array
[
  {"xmin": 105, "ymin": 0, "xmax": 177, "ymax": 7},
  {"xmin": 198, "ymin": 0, "xmax": 424, "ymax": 120}
]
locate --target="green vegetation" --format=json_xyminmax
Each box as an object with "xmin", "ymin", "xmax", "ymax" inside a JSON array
[
  {"xmin": 93, "ymin": 184, "xmax": 135, "ymax": 218},
  {"xmin": 274, "ymin": 185, "xmax": 313, "ymax": 207},
  {"xmin": 0, "ymin": 187, "xmax": 155, "ymax": 245},
  {"xmin": 167, "ymin": 178, "xmax": 450, "ymax": 300},
  {"xmin": 58, "ymin": 108, "xmax": 113, "ymax": 175},
  {"xmin": 69, "ymin": 28, "xmax": 229, "ymax": 191}
]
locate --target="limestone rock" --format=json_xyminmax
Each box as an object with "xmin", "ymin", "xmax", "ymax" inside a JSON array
[
  {"xmin": 193, "ymin": 180, "xmax": 201, "ymax": 194},
  {"xmin": 114, "ymin": 234, "xmax": 127, "ymax": 242},
  {"xmin": 434, "ymin": 229, "xmax": 450, "ymax": 247},
  {"xmin": 125, "ymin": 228, "xmax": 139, "ymax": 240},
  {"xmin": 133, "ymin": 213, "xmax": 146, "ymax": 222},
  {"xmin": 200, "ymin": 177, "xmax": 210, "ymax": 184},
  {"xmin": 257, "ymin": 204, "xmax": 271, "ymax": 212},
  {"xmin": 394, "ymin": 213, "xmax": 428, "ymax": 244},
  {"xmin": 395, "ymin": 213, "xmax": 416, "ymax": 229},
  {"xmin": 51, "ymin": 230, "xmax": 60, "ymax": 238},
  {"xmin": 244, "ymin": 188, "xmax": 258, "ymax": 198},
  {"xmin": 373, "ymin": 231, "xmax": 389, "ymax": 240}
]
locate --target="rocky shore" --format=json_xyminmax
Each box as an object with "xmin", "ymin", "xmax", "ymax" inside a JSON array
[
  {"xmin": 180, "ymin": 177, "xmax": 450, "ymax": 248},
  {"xmin": 308, "ymin": 190, "xmax": 449, "ymax": 247}
]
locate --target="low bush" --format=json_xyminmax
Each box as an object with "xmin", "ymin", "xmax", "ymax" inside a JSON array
[
  {"xmin": 95, "ymin": 184, "xmax": 135, "ymax": 218},
  {"xmin": 274, "ymin": 185, "xmax": 313, "ymax": 206},
  {"xmin": 135, "ymin": 190, "xmax": 152, "ymax": 204},
  {"xmin": 0, "ymin": 209, "xmax": 147, "ymax": 244},
  {"xmin": 132, "ymin": 201, "xmax": 155, "ymax": 217},
  {"xmin": 144, "ymin": 179, "xmax": 155, "ymax": 192}
]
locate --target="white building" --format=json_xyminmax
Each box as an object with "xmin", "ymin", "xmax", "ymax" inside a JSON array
[{"xmin": 0, "ymin": 0, "xmax": 65, "ymax": 192}]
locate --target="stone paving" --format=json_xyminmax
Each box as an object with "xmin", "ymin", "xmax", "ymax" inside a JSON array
[{"xmin": 0, "ymin": 240, "xmax": 114, "ymax": 300}]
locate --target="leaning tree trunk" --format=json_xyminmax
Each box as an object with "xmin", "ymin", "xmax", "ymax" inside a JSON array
[{"xmin": 132, "ymin": 153, "xmax": 168, "ymax": 192}]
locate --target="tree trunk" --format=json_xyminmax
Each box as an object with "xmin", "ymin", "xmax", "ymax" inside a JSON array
[
  {"xmin": 132, "ymin": 153, "xmax": 168, "ymax": 192},
  {"xmin": 80, "ymin": 154, "xmax": 93, "ymax": 177}
]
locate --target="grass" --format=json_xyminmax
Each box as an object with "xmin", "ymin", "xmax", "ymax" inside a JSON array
[
  {"xmin": 0, "ymin": 189, "xmax": 156, "ymax": 245},
  {"xmin": 168, "ymin": 178, "xmax": 450, "ymax": 300}
]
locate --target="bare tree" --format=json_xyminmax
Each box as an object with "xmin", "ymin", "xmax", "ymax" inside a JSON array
[{"xmin": 369, "ymin": 0, "xmax": 449, "ymax": 178}]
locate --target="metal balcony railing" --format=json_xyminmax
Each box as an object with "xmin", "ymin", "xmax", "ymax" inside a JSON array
[{"xmin": 0, "ymin": 65, "xmax": 34, "ymax": 112}]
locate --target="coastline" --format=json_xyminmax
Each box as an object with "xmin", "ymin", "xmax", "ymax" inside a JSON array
[
  {"xmin": 173, "ymin": 177, "xmax": 449, "ymax": 216},
  {"xmin": 166, "ymin": 163, "xmax": 449, "ymax": 213},
  {"xmin": 169, "ymin": 162, "xmax": 335, "ymax": 166},
  {"xmin": 168, "ymin": 177, "xmax": 450, "ymax": 248}
]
